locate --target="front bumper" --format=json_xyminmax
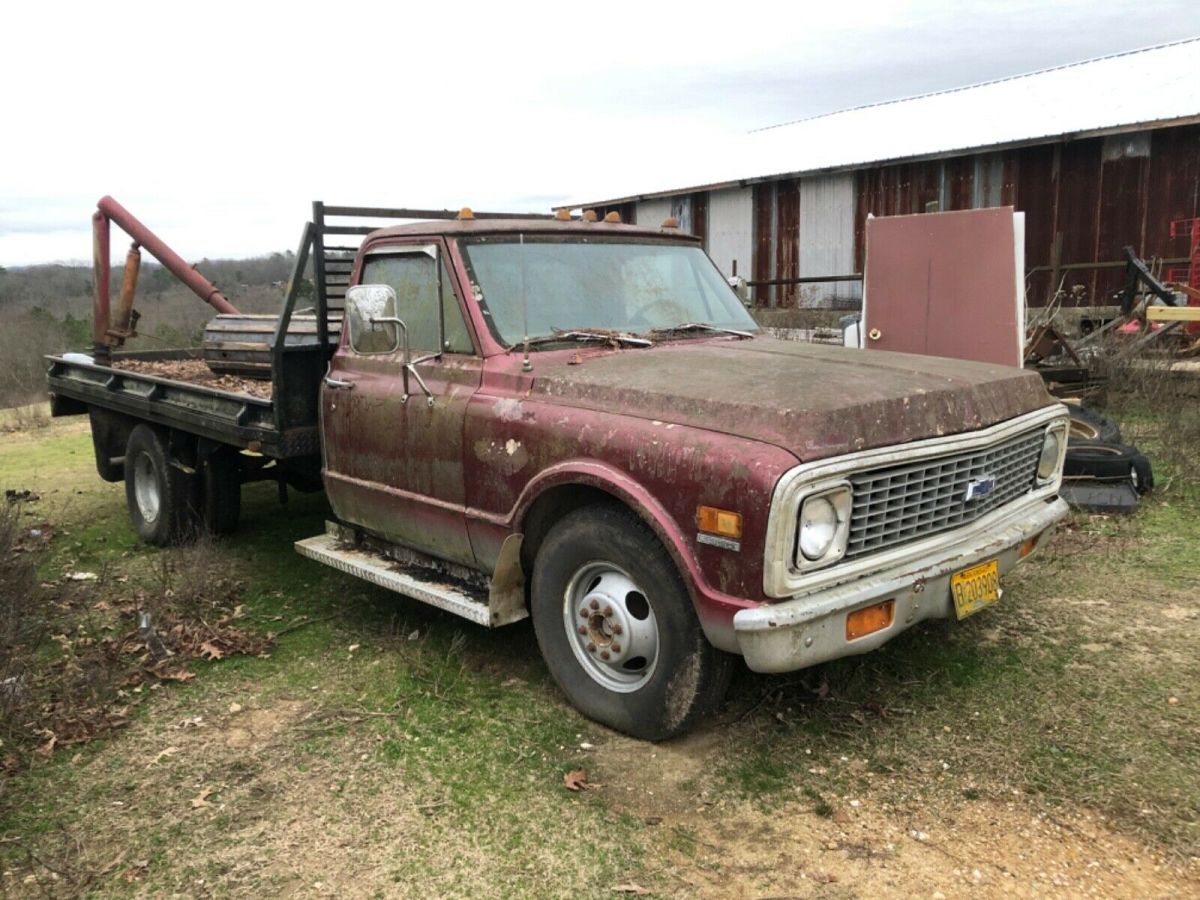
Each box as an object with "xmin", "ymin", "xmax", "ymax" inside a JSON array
[{"xmin": 732, "ymin": 495, "xmax": 1069, "ymax": 673}]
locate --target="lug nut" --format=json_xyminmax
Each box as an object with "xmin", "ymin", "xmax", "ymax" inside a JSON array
[
  {"xmin": 589, "ymin": 599, "xmax": 599, "ymax": 610},
  {"xmin": 578, "ymin": 626, "xmax": 588, "ymax": 636},
  {"xmin": 600, "ymin": 650, "xmax": 611, "ymax": 660},
  {"xmin": 610, "ymin": 642, "xmax": 621, "ymax": 653},
  {"xmin": 603, "ymin": 606, "xmax": 613, "ymax": 617},
  {"xmin": 580, "ymin": 608, "xmax": 589, "ymax": 618},
  {"xmin": 586, "ymin": 642, "xmax": 596, "ymax": 653},
  {"xmin": 611, "ymin": 623, "xmax": 623, "ymax": 635}
]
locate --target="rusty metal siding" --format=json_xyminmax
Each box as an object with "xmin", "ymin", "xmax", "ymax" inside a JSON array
[
  {"xmin": 752, "ymin": 183, "xmax": 775, "ymax": 305},
  {"xmin": 776, "ymin": 179, "xmax": 801, "ymax": 307},
  {"xmin": 1145, "ymin": 124, "xmax": 1200, "ymax": 261},
  {"xmin": 799, "ymin": 173, "xmax": 859, "ymax": 304},
  {"xmin": 944, "ymin": 156, "xmax": 975, "ymax": 211},
  {"xmin": 669, "ymin": 195, "xmax": 693, "ymax": 234},
  {"xmin": 706, "ymin": 186, "xmax": 754, "ymax": 279},
  {"xmin": 690, "ymin": 192, "xmax": 709, "ymax": 249},
  {"xmin": 1016, "ymin": 143, "xmax": 1059, "ymax": 304},
  {"xmin": 1054, "ymin": 137, "xmax": 1105, "ymax": 300}
]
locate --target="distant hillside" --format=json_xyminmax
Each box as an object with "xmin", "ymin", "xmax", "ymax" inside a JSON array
[
  {"xmin": 0, "ymin": 252, "xmax": 299, "ymax": 317},
  {"xmin": 0, "ymin": 251, "xmax": 305, "ymax": 409}
]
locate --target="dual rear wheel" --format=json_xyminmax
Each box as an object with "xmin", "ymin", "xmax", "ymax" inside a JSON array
[{"xmin": 123, "ymin": 424, "xmax": 241, "ymax": 546}]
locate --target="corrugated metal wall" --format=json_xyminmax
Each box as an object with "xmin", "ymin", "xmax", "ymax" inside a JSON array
[
  {"xmin": 629, "ymin": 121, "xmax": 1199, "ymax": 309},
  {"xmin": 854, "ymin": 122, "xmax": 1200, "ymax": 305},
  {"xmin": 634, "ymin": 198, "xmax": 672, "ymax": 229},
  {"xmin": 799, "ymin": 174, "xmax": 859, "ymax": 304},
  {"xmin": 706, "ymin": 186, "xmax": 754, "ymax": 279}
]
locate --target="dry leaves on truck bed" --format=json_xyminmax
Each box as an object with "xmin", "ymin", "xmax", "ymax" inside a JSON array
[{"xmin": 114, "ymin": 358, "xmax": 273, "ymax": 400}]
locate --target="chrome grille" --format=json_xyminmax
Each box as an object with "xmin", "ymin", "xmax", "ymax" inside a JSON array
[{"xmin": 844, "ymin": 428, "xmax": 1044, "ymax": 559}]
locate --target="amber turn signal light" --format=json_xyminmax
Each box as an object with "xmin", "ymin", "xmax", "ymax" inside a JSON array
[
  {"xmin": 696, "ymin": 506, "xmax": 742, "ymax": 540},
  {"xmin": 846, "ymin": 600, "xmax": 895, "ymax": 641},
  {"xmin": 1019, "ymin": 534, "xmax": 1041, "ymax": 559}
]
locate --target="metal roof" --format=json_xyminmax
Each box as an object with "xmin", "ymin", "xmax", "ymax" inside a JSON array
[{"xmin": 568, "ymin": 38, "xmax": 1200, "ymax": 208}]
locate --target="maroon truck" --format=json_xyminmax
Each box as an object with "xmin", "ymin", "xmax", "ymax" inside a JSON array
[{"xmin": 48, "ymin": 200, "xmax": 1069, "ymax": 739}]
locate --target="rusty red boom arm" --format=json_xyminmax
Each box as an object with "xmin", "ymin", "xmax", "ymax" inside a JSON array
[{"xmin": 91, "ymin": 195, "xmax": 239, "ymax": 360}]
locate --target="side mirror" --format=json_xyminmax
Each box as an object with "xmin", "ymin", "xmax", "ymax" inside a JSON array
[{"xmin": 346, "ymin": 284, "xmax": 405, "ymax": 356}]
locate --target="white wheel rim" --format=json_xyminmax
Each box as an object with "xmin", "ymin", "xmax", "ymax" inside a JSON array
[
  {"xmin": 133, "ymin": 452, "xmax": 161, "ymax": 524},
  {"xmin": 562, "ymin": 561, "xmax": 659, "ymax": 693}
]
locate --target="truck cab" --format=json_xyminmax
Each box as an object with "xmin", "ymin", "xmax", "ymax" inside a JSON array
[{"xmin": 303, "ymin": 212, "xmax": 1069, "ymax": 740}]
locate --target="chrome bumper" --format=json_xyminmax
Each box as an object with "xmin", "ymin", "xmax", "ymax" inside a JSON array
[{"xmin": 732, "ymin": 495, "xmax": 1069, "ymax": 674}]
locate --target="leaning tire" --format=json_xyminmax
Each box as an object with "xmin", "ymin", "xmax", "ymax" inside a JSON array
[
  {"xmin": 1063, "ymin": 440, "xmax": 1138, "ymax": 480},
  {"xmin": 124, "ymin": 424, "xmax": 190, "ymax": 546},
  {"xmin": 1130, "ymin": 451, "xmax": 1154, "ymax": 495},
  {"xmin": 1067, "ymin": 406, "xmax": 1122, "ymax": 443},
  {"xmin": 531, "ymin": 503, "xmax": 733, "ymax": 741},
  {"xmin": 199, "ymin": 449, "xmax": 241, "ymax": 535}
]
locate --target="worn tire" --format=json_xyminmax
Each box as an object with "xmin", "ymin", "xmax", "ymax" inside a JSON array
[
  {"xmin": 531, "ymin": 503, "xmax": 733, "ymax": 741},
  {"xmin": 1067, "ymin": 406, "xmax": 1122, "ymax": 444},
  {"xmin": 199, "ymin": 449, "xmax": 241, "ymax": 535},
  {"xmin": 124, "ymin": 424, "xmax": 190, "ymax": 546},
  {"xmin": 1130, "ymin": 451, "xmax": 1154, "ymax": 495},
  {"xmin": 1063, "ymin": 440, "xmax": 1138, "ymax": 480}
]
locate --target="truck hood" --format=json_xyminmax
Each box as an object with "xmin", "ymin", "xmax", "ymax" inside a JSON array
[{"xmin": 529, "ymin": 336, "xmax": 1054, "ymax": 461}]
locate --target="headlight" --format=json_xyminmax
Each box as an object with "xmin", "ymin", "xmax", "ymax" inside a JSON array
[
  {"xmin": 1037, "ymin": 428, "xmax": 1063, "ymax": 481},
  {"xmin": 799, "ymin": 497, "xmax": 837, "ymax": 560},
  {"xmin": 796, "ymin": 485, "xmax": 852, "ymax": 570}
]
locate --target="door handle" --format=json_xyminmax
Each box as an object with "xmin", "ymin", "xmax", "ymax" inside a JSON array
[{"xmin": 324, "ymin": 376, "xmax": 356, "ymax": 391}]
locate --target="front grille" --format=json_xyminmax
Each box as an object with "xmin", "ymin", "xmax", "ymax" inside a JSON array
[{"xmin": 844, "ymin": 428, "xmax": 1044, "ymax": 559}]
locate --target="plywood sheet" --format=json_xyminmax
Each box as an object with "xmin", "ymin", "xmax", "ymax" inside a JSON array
[{"xmin": 862, "ymin": 207, "xmax": 1023, "ymax": 367}]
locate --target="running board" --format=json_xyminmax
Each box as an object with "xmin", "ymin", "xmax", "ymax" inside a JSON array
[{"xmin": 295, "ymin": 522, "xmax": 528, "ymax": 628}]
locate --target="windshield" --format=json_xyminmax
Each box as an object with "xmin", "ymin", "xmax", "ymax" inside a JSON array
[{"xmin": 461, "ymin": 237, "xmax": 759, "ymax": 346}]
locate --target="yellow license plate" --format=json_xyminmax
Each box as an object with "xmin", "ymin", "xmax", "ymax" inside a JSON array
[{"xmin": 950, "ymin": 559, "xmax": 1000, "ymax": 620}]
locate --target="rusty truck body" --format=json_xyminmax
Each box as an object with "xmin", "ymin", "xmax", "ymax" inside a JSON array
[{"xmin": 48, "ymin": 201, "xmax": 1069, "ymax": 739}]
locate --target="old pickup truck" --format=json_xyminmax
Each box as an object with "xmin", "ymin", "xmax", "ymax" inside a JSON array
[{"xmin": 48, "ymin": 199, "xmax": 1069, "ymax": 739}]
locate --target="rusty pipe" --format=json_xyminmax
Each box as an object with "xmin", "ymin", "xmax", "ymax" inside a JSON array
[
  {"xmin": 96, "ymin": 195, "xmax": 238, "ymax": 315},
  {"xmin": 92, "ymin": 212, "xmax": 111, "ymax": 361},
  {"xmin": 110, "ymin": 242, "xmax": 141, "ymax": 343}
]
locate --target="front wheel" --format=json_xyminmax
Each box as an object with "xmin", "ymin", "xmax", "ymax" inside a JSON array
[{"xmin": 531, "ymin": 504, "xmax": 732, "ymax": 741}]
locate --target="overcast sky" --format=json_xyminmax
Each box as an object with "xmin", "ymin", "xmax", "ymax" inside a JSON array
[{"xmin": 1, "ymin": 0, "xmax": 1195, "ymax": 266}]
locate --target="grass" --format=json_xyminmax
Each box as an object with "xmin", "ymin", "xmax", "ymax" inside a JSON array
[{"xmin": 0, "ymin": 407, "xmax": 1198, "ymax": 896}]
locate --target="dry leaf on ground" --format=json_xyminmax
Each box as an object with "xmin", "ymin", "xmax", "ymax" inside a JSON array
[
  {"xmin": 564, "ymin": 768, "xmax": 593, "ymax": 791},
  {"xmin": 149, "ymin": 746, "xmax": 180, "ymax": 766},
  {"xmin": 191, "ymin": 787, "xmax": 216, "ymax": 808}
]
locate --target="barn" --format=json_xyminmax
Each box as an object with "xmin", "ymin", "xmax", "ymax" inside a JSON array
[{"xmin": 565, "ymin": 39, "xmax": 1200, "ymax": 311}]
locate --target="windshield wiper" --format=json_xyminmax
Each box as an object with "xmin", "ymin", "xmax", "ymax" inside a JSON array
[
  {"xmin": 514, "ymin": 329, "xmax": 653, "ymax": 350},
  {"xmin": 646, "ymin": 322, "xmax": 755, "ymax": 340}
]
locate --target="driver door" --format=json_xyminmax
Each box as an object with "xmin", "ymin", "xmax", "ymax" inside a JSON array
[{"xmin": 321, "ymin": 242, "xmax": 481, "ymax": 566}]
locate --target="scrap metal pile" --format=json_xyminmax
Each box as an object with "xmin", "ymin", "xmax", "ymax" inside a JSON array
[{"xmin": 1022, "ymin": 245, "xmax": 1200, "ymax": 513}]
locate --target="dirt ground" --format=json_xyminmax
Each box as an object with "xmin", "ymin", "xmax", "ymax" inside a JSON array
[{"xmin": 596, "ymin": 731, "xmax": 1190, "ymax": 898}]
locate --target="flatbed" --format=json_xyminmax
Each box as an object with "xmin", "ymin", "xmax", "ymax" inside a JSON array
[{"xmin": 48, "ymin": 348, "xmax": 319, "ymax": 458}]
